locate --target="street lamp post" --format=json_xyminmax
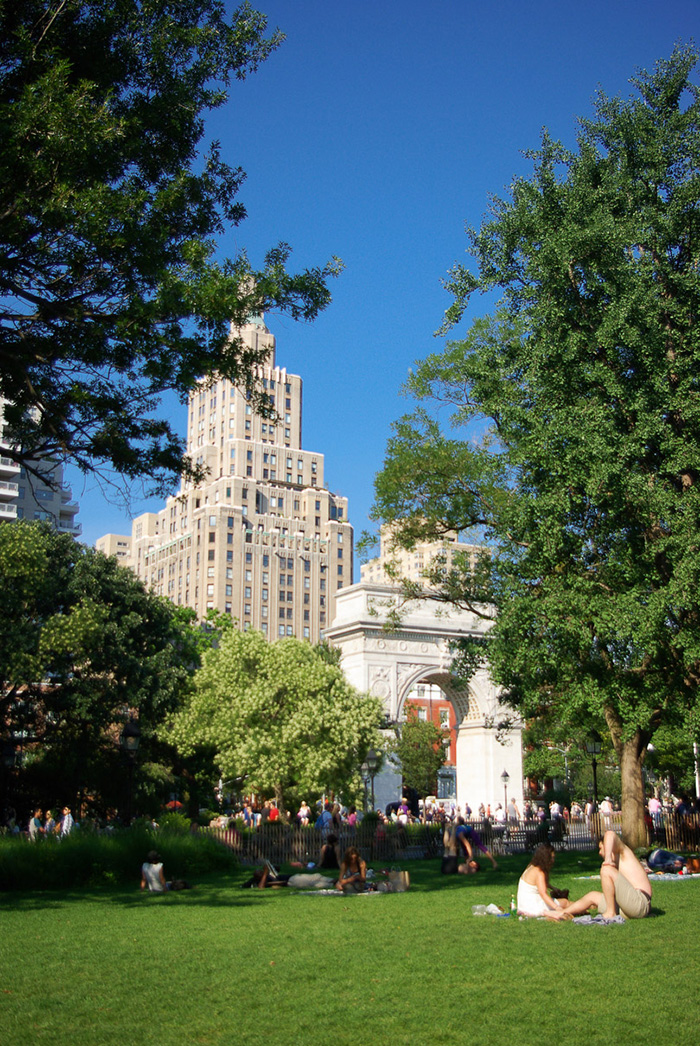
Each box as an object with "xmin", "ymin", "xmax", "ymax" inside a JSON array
[
  {"xmin": 365, "ymin": 748, "xmax": 379, "ymax": 812},
  {"xmin": 501, "ymin": 768, "xmax": 510, "ymax": 812}
]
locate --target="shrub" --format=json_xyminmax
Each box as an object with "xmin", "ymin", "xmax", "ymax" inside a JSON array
[
  {"xmin": 157, "ymin": 811, "xmax": 191, "ymax": 834},
  {"xmin": 0, "ymin": 826, "xmax": 236, "ymax": 891}
]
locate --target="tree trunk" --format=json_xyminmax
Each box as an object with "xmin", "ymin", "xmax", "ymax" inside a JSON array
[{"xmin": 619, "ymin": 736, "xmax": 647, "ymax": 849}]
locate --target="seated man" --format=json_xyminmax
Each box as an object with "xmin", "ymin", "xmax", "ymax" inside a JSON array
[{"xmin": 597, "ymin": 830, "xmax": 652, "ymax": 919}]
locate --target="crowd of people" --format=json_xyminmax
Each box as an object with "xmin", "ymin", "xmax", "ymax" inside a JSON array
[{"xmin": 20, "ymin": 806, "xmax": 74, "ymax": 839}]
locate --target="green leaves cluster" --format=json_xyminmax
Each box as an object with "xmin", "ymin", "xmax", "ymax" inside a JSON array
[
  {"xmin": 0, "ymin": 1, "xmax": 340, "ymax": 490},
  {"xmin": 392, "ymin": 703, "xmax": 449, "ymax": 800},
  {"xmin": 170, "ymin": 629, "xmax": 384, "ymax": 811},
  {"xmin": 0, "ymin": 521, "xmax": 201, "ymax": 809},
  {"xmin": 373, "ymin": 46, "xmax": 700, "ymax": 844}
]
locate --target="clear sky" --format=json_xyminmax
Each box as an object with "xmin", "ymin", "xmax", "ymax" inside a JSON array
[{"xmin": 70, "ymin": 0, "xmax": 700, "ymax": 561}]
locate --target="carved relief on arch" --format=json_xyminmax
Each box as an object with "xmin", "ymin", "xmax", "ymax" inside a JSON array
[
  {"xmin": 368, "ymin": 665, "xmax": 392, "ymax": 703},
  {"xmin": 396, "ymin": 662, "xmax": 423, "ymax": 694}
]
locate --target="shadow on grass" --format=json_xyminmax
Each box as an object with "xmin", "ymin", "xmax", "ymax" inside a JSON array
[
  {"xmin": 0, "ymin": 873, "xmax": 268, "ymax": 912},
  {"xmin": 1, "ymin": 853, "xmax": 608, "ymax": 910}
]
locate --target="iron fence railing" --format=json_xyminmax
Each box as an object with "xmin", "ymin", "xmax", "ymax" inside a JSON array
[{"xmin": 204, "ymin": 812, "xmax": 700, "ymax": 863}]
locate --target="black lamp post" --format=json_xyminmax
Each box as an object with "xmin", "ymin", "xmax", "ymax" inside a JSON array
[
  {"xmin": 120, "ymin": 717, "xmax": 141, "ymax": 824},
  {"xmin": 585, "ymin": 730, "xmax": 602, "ymax": 812},
  {"xmin": 365, "ymin": 748, "xmax": 379, "ymax": 811},
  {"xmin": 501, "ymin": 768, "xmax": 510, "ymax": 811}
]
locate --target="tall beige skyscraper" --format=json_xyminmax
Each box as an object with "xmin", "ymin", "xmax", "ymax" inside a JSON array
[{"xmin": 97, "ymin": 318, "xmax": 352, "ymax": 641}]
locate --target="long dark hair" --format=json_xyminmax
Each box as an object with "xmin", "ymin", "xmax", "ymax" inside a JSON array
[{"xmin": 530, "ymin": 843, "xmax": 555, "ymax": 874}]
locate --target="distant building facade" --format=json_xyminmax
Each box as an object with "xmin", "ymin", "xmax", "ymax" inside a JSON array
[
  {"xmin": 360, "ymin": 525, "xmax": 481, "ymax": 587},
  {"xmin": 97, "ymin": 318, "xmax": 352, "ymax": 640},
  {"xmin": 0, "ymin": 397, "xmax": 81, "ymax": 536}
]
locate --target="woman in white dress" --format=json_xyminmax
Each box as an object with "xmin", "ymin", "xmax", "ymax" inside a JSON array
[
  {"xmin": 516, "ymin": 844, "xmax": 571, "ymax": 919},
  {"xmin": 517, "ymin": 843, "xmax": 606, "ymax": 920}
]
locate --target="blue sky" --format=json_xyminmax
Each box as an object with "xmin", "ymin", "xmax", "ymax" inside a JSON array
[{"xmin": 71, "ymin": 0, "xmax": 700, "ymax": 560}]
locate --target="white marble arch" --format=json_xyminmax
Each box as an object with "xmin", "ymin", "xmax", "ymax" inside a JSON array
[{"xmin": 324, "ymin": 582, "xmax": 523, "ymax": 815}]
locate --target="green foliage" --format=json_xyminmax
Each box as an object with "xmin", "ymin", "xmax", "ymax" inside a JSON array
[
  {"xmin": 0, "ymin": 521, "xmax": 201, "ymax": 811},
  {"xmin": 373, "ymin": 47, "xmax": 700, "ymax": 845},
  {"xmin": 0, "ymin": 826, "xmax": 235, "ymax": 891},
  {"xmin": 170, "ymin": 629, "xmax": 385, "ymax": 812},
  {"xmin": 157, "ymin": 812, "xmax": 191, "ymax": 834},
  {"xmin": 0, "ymin": 0, "xmax": 341, "ymax": 490},
  {"xmin": 393, "ymin": 703, "xmax": 450, "ymax": 799}
]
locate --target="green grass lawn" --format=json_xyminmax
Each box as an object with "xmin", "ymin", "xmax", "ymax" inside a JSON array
[{"xmin": 1, "ymin": 852, "xmax": 698, "ymax": 1046}]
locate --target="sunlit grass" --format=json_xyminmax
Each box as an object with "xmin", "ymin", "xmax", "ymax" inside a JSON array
[{"xmin": 1, "ymin": 851, "xmax": 698, "ymax": 1045}]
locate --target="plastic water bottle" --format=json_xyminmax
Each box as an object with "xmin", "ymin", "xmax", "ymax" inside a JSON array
[
  {"xmin": 471, "ymin": 904, "xmax": 488, "ymax": 916},
  {"xmin": 510, "ymin": 893, "xmax": 516, "ymax": 913}
]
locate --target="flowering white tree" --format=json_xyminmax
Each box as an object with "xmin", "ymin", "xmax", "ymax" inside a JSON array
[{"xmin": 170, "ymin": 630, "xmax": 383, "ymax": 813}]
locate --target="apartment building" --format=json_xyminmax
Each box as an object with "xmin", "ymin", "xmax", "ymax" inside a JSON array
[
  {"xmin": 0, "ymin": 397, "xmax": 81, "ymax": 536},
  {"xmin": 97, "ymin": 317, "xmax": 352, "ymax": 641},
  {"xmin": 360, "ymin": 525, "xmax": 480, "ymax": 587}
]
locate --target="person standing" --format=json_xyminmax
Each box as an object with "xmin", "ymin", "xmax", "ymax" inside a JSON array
[
  {"xmin": 58, "ymin": 806, "xmax": 74, "ymax": 837},
  {"xmin": 28, "ymin": 808, "xmax": 43, "ymax": 840}
]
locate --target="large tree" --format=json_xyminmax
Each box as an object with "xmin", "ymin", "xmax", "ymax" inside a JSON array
[
  {"xmin": 0, "ymin": 1, "xmax": 340, "ymax": 490},
  {"xmin": 373, "ymin": 47, "xmax": 700, "ymax": 847},
  {"xmin": 393, "ymin": 703, "xmax": 449, "ymax": 804},
  {"xmin": 170, "ymin": 629, "xmax": 384, "ymax": 813},
  {"xmin": 0, "ymin": 521, "xmax": 199, "ymax": 814}
]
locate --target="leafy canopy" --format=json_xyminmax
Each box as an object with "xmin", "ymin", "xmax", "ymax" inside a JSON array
[
  {"xmin": 171, "ymin": 629, "xmax": 384, "ymax": 810},
  {"xmin": 0, "ymin": 1, "xmax": 340, "ymax": 490},
  {"xmin": 373, "ymin": 46, "xmax": 700, "ymax": 844},
  {"xmin": 0, "ymin": 520, "xmax": 201, "ymax": 809},
  {"xmin": 393, "ymin": 703, "xmax": 449, "ymax": 800}
]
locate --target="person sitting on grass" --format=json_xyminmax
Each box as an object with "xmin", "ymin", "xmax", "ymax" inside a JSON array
[
  {"xmin": 336, "ymin": 846, "xmax": 367, "ymax": 894},
  {"xmin": 516, "ymin": 843, "xmax": 604, "ymax": 920},
  {"xmin": 595, "ymin": 830, "xmax": 652, "ymax": 919},
  {"xmin": 141, "ymin": 850, "xmax": 171, "ymax": 893},
  {"xmin": 290, "ymin": 832, "xmax": 342, "ymax": 872},
  {"xmin": 516, "ymin": 843, "xmax": 573, "ymax": 919}
]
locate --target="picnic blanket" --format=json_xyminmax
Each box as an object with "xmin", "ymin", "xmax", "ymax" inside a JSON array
[{"xmin": 575, "ymin": 873, "xmax": 700, "ymax": 882}]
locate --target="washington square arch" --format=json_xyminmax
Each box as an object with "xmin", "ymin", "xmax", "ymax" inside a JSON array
[{"xmin": 325, "ymin": 582, "xmax": 524, "ymax": 815}]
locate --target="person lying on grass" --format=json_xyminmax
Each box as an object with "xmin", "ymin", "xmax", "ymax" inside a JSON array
[{"xmin": 243, "ymin": 863, "xmax": 335, "ymax": 889}]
